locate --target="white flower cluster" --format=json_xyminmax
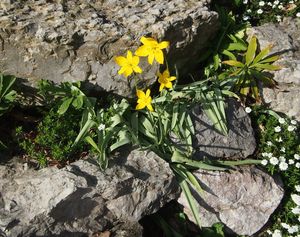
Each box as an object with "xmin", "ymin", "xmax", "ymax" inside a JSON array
[
  {"xmin": 266, "ymin": 185, "xmax": 300, "ymax": 236},
  {"xmin": 242, "ymin": 0, "xmax": 300, "ymax": 22},
  {"xmin": 260, "ymin": 119, "xmax": 299, "ymax": 170}
]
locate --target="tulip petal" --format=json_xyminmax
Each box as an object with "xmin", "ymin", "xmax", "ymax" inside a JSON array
[
  {"xmin": 135, "ymin": 45, "xmax": 149, "ymax": 56},
  {"xmin": 136, "ymin": 102, "xmax": 146, "ymax": 110},
  {"xmin": 136, "ymin": 89, "xmax": 145, "ymax": 99},
  {"xmin": 154, "ymin": 50, "xmax": 164, "ymax": 64},
  {"xmin": 147, "ymin": 104, "xmax": 154, "ymax": 112},
  {"xmin": 115, "ymin": 56, "xmax": 127, "ymax": 66},
  {"xmin": 148, "ymin": 53, "xmax": 155, "ymax": 65},
  {"xmin": 159, "ymin": 41, "xmax": 170, "ymax": 49}
]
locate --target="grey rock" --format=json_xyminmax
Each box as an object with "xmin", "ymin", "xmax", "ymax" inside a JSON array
[
  {"xmin": 178, "ymin": 166, "xmax": 284, "ymax": 236},
  {"xmin": 0, "ymin": 149, "xmax": 179, "ymax": 237},
  {"xmin": 0, "ymin": 0, "xmax": 219, "ymax": 97},
  {"xmin": 192, "ymin": 99, "xmax": 256, "ymax": 159},
  {"xmin": 248, "ymin": 18, "xmax": 300, "ymax": 120}
]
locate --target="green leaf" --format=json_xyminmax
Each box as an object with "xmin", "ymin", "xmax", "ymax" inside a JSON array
[
  {"xmin": 221, "ymin": 49, "xmax": 237, "ymax": 60},
  {"xmin": 253, "ymin": 63, "xmax": 281, "ymax": 71},
  {"xmin": 171, "ymin": 103, "xmax": 179, "ymax": 130},
  {"xmin": 259, "ymin": 55, "xmax": 280, "ymax": 64},
  {"xmin": 246, "ymin": 36, "xmax": 257, "ymax": 65},
  {"xmin": 72, "ymin": 95, "xmax": 84, "ymax": 109},
  {"xmin": 85, "ymin": 136, "xmax": 101, "ymax": 153},
  {"xmin": 58, "ymin": 98, "xmax": 73, "ymax": 115},
  {"xmin": 253, "ymin": 44, "xmax": 272, "ymax": 64},
  {"xmin": 222, "ymin": 60, "xmax": 244, "ymax": 68}
]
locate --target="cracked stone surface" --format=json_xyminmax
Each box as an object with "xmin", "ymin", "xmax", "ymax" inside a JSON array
[
  {"xmin": 248, "ymin": 18, "xmax": 300, "ymax": 120},
  {"xmin": 0, "ymin": 149, "xmax": 179, "ymax": 237},
  {"xmin": 0, "ymin": 0, "xmax": 218, "ymax": 97},
  {"xmin": 192, "ymin": 99, "xmax": 256, "ymax": 159},
  {"xmin": 178, "ymin": 166, "xmax": 284, "ymax": 236}
]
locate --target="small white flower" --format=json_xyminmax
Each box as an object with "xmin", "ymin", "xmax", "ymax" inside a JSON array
[
  {"xmin": 267, "ymin": 141, "xmax": 273, "ymax": 146},
  {"xmin": 288, "ymin": 125, "xmax": 296, "ymax": 132},
  {"xmin": 97, "ymin": 124, "xmax": 105, "ymax": 131},
  {"xmin": 289, "ymin": 159, "xmax": 295, "ymax": 165},
  {"xmin": 278, "ymin": 4, "xmax": 283, "ymax": 10},
  {"xmin": 272, "ymin": 229, "xmax": 282, "ymax": 237},
  {"xmin": 257, "ymin": 9, "xmax": 263, "ymax": 14},
  {"xmin": 247, "ymin": 9, "xmax": 252, "ymax": 13},
  {"xmin": 270, "ymin": 157, "xmax": 279, "ymax": 165},
  {"xmin": 291, "ymin": 120, "xmax": 297, "ymax": 125},
  {"xmin": 291, "ymin": 194, "xmax": 300, "ymax": 205},
  {"xmin": 278, "ymin": 118, "xmax": 285, "ymax": 124},
  {"xmin": 295, "ymin": 154, "xmax": 300, "ymax": 160},
  {"xmin": 279, "ymin": 162, "xmax": 288, "ymax": 171},
  {"xmin": 281, "ymin": 223, "xmax": 290, "ymax": 229},
  {"xmin": 259, "ymin": 1, "xmax": 265, "ymax": 6},
  {"xmin": 245, "ymin": 107, "xmax": 252, "ymax": 113},
  {"xmin": 288, "ymin": 225, "xmax": 299, "ymax": 234},
  {"xmin": 243, "ymin": 15, "xmax": 250, "ymax": 21},
  {"xmin": 262, "ymin": 152, "xmax": 268, "ymax": 157},
  {"xmin": 289, "ymin": 0, "xmax": 294, "ymax": 3},
  {"xmin": 292, "ymin": 207, "xmax": 300, "ymax": 214},
  {"xmin": 276, "ymin": 137, "xmax": 283, "ymax": 142},
  {"xmin": 275, "ymin": 126, "xmax": 281, "ymax": 132},
  {"xmin": 295, "ymin": 185, "xmax": 300, "ymax": 192},
  {"xmin": 267, "ymin": 152, "xmax": 273, "ymax": 158},
  {"xmin": 280, "ymin": 147, "xmax": 286, "ymax": 153},
  {"xmin": 243, "ymin": 0, "xmax": 248, "ymax": 4},
  {"xmin": 261, "ymin": 159, "xmax": 268, "ymax": 166},
  {"xmin": 274, "ymin": 0, "xmax": 279, "ymax": 5},
  {"xmin": 296, "ymin": 162, "xmax": 300, "ymax": 168},
  {"xmin": 296, "ymin": 12, "xmax": 300, "ymax": 18},
  {"xmin": 279, "ymin": 156, "xmax": 285, "ymax": 162}
]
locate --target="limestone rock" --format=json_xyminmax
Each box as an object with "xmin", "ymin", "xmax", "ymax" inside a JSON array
[
  {"xmin": 248, "ymin": 18, "xmax": 300, "ymax": 120},
  {"xmin": 0, "ymin": 0, "xmax": 218, "ymax": 97},
  {"xmin": 178, "ymin": 166, "xmax": 284, "ymax": 236},
  {"xmin": 0, "ymin": 149, "xmax": 179, "ymax": 237},
  {"xmin": 192, "ymin": 99, "xmax": 256, "ymax": 159}
]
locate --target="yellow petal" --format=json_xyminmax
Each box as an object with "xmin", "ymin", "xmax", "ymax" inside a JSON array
[
  {"xmin": 115, "ymin": 56, "xmax": 127, "ymax": 66},
  {"xmin": 126, "ymin": 50, "xmax": 133, "ymax": 61},
  {"xmin": 169, "ymin": 76, "xmax": 176, "ymax": 81},
  {"xmin": 148, "ymin": 53, "xmax": 155, "ymax": 65},
  {"xmin": 146, "ymin": 89, "xmax": 151, "ymax": 97},
  {"xmin": 147, "ymin": 104, "xmax": 154, "ymax": 112},
  {"xmin": 118, "ymin": 67, "xmax": 126, "ymax": 75},
  {"xmin": 159, "ymin": 41, "xmax": 169, "ymax": 49},
  {"xmin": 141, "ymin": 36, "xmax": 157, "ymax": 46},
  {"xmin": 154, "ymin": 50, "xmax": 164, "ymax": 64},
  {"xmin": 136, "ymin": 102, "xmax": 146, "ymax": 110},
  {"xmin": 132, "ymin": 55, "xmax": 140, "ymax": 65},
  {"xmin": 159, "ymin": 84, "xmax": 164, "ymax": 92},
  {"xmin": 135, "ymin": 45, "xmax": 149, "ymax": 57},
  {"xmin": 124, "ymin": 67, "xmax": 133, "ymax": 77},
  {"xmin": 136, "ymin": 89, "xmax": 145, "ymax": 99},
  {"xmin": 165, "ymin": 81, "xmax": 173, "ymax": 89},
  {"xmin": 163, "ymin": 69, "xmax": 170, "ymax": 78},
  {"xmin": 133, "ymin": 66, "xmax": 142, "ymax": 74}
]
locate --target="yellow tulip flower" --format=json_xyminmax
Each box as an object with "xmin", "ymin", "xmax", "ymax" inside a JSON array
[
  {"xmin": 157, "ymin": 69, "xmax": 176, "ymax": 92},
  {"xmin": 135, "ymin": 37, "xmax": 169, "ymax": 65},
  {"xmin": 115, "ymin": 50, "xmax": 142, "ymax": 77},
  {"xmin": 136, "ymin": 89, "xmax": 154, "ymax": 112}
]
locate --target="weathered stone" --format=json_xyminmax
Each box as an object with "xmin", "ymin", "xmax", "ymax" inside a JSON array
[
  {"xmin": 248, "ymin": 18, "xmax": 300, "ymax": 120},
  {"xmin": 0, "ymin": 149, "xmax": 179, "ymax": 237},
  {"xmin": 178, "ymin": 166, "xmax": 284, "ymax": 236},
  {"xmin": 192, "ymin": 99, "xmax": 256, "ymax": 159},
  {"xmin": 0, "ymin": 0, "xmax": 219, "ymax": 97}
]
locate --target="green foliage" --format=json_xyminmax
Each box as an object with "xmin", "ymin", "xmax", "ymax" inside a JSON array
[
  {"xmin": 199, "ymin": 6, "xmax": 248, "ymax": 78},
  {"xmin": 223, "ymin": 36, "xmax": 280, "ymax": 102},
  {"xmin": 0, "ymin": 73, "xmax": 16, "ymax": 116},
  {"xmin": 0, "ymin": 73, "xmax": 17, "ymax": 149},
  {"xmin": 16, "ymin": 108, "xmax": 85, "ymax": 167}
]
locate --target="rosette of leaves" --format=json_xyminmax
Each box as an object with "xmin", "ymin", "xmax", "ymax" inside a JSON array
[{"xmin": 223, "ymin": 36, "xmax": 281, "ymax": 102}]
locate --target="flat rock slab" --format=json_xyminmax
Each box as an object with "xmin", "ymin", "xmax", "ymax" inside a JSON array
[
  {"xmin": 192, "ymin": 99, "xmax": 256, "ymax": 159},
  {"xmin": 249, "ymin": 18, "xmax": 300, "ymax": 120},
  {"xmin": 0, "ymin": 0, "xmax": 218, "ymax": 97},
  {"xmin": 0, "ymin": 149, "xmax": 179, "ymax": 237},
  {"xmin": 178, "ymin": 166, "xmax": 284, "ymax": 236}
]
